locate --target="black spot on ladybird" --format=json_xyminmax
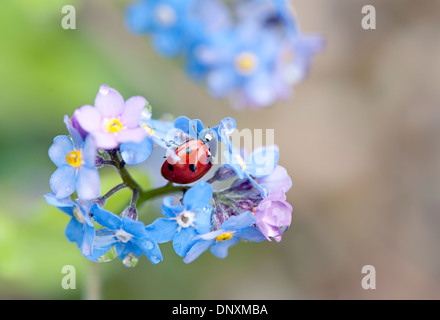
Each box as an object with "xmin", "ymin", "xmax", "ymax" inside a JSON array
[
  {"xmin": 185, "ymin": 147, "xmax": 193, "ymax": 154},
  {"xmin": 189, "ymin": 164, "xmax": 197, "ymax": 172},
  {"xmin": 167, "ymin": 163, "xmax": 174, "ymax": 172}
]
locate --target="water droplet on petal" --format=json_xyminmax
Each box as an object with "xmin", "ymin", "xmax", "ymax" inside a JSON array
[
  {"xmin": 99, "ymin": 84, "xmax": 110, "ymax": 95},
  {"xmin": 140, "ymin": 101, "xmax": 153, "ymax": 122},
  {"xmin": 143, "ymin": 239, "xmax": 154, "ymax": 250},
  {"xmin": 150, "ymin": 255, "xmax": 161, "ymax": 264},
  {"xmin": 97, "ymin": 246, "xmax": 117, "ymax": 263},
  {"xmin": 220, "ymin": 117, "xmax": 236, "ymax": 136},
  {"xmin": 122, "ymin": 253, "xmax": 139, "ymax": 268}
]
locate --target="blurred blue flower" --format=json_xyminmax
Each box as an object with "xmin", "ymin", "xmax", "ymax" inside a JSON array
[
  {"xmin": 183, "ymin": 211, "xmax": 264, "ymax": 263},
  {"xmin": 126, "ymin": 0, "xmax": 193, "ymax": 57},
  {"xmin": 146, "ymin": 181, "xmax": 213, "ymax": 257}
]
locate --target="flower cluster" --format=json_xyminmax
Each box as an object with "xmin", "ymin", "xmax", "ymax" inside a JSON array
[
  {"xmin": 125, "ymin": 0, "xmax": 324, "ymax": 109},
  {"xmin": 45, "ymin": 85, "xmax": 293, "ymax": 267}
]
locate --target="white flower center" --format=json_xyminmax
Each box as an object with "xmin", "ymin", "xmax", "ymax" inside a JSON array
[
  {"xmin": 116, "ymin": 229, "xmax": 132, "ymax": 243},
  {"xmin": 73, "ymin": 205, "xmax": 85, "ymax": 223},
  {"xmin": 176, "ymin": 210, "xmax": 196, "ymax": 230}
]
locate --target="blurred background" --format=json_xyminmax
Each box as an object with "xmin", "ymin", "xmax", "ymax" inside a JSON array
[{"xmin": 1, "ymin": 0, "xmax": 440, "ymax": 299}]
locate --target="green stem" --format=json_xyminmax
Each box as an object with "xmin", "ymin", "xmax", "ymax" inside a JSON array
[
  {"xmin": 108, "ymin": 150, "xmax": 142, "ymax": 191},
  {"xmin": 137, "ymin": 183, "xmax": 189, "ymax": 206}
]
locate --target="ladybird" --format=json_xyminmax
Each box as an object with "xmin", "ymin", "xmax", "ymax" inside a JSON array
[{"xmin": 161, "ymin": 138, "xmax": 213, "ymax": 184}]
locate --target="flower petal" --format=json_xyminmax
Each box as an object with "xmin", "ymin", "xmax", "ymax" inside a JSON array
[
  {"xmin": 222, "ymin": 211, "xmax": 255, "ymax": 231},
  {"xmin": 73, "ymin": 105, "xmax": 102, "ymax": 133},
  {"xmin": 120, "ymin": 137, "xmax": 154, "ymax": 165},
  {"xmin": 121, "ymin": 95, "xmax": 146, "ymax": 128},
  {"xmin": 65, "ymin": 217, "xmax": 83, "ymax": 248},
  {"xmin": 122, "ymin": 216, "xmax": 146, "ymax": 238},
  {"xmin": 183, "ymin": 181, "xmax": 213, "ymax": 211},
  {"xmin": 80, "ymin": 222, "xmax": 95, "ymax": 257},
  {"xmin": 64, "ymin": 114, "xmax": 83, "ymax": 148},
  {"xmin": 235, "ymin": 227, "xmax": 265, "ymax": 242},
  {"xmin": 162, "ymin": 197, "xmax": 184, "ymax": 218},
  {"xmin": 43, "ymin": 193, "xmax": 75, "ymax": 216},
  {"xmin": 81, "ymin": 135, "xmax": 97, "ymax": 166},
  {"xmin": 94, "ymin": 84, "xmax": 125, "ymax": 117},
  {"xmin": 90, "ymin": 204, "xmax": 122, "ymax": 230},
  {"xmin": 173, "ymin": 227, "xmax": 197, "ymax": 257},
  {"xmin": 245, "ymin": 145, "xmax": 279, "ymax": 177},
  {"xmin": 116, "ymin": 127, "xmax": 147, "ymax": 144},
  {"xmin": 257, "ymin": 165, "xmax": 292, "ymax": 194},
  {"xmin": 183, "ymin": 239, "xmax": 214, "ymax": 263},
  {"xmin": 49, "ymin": 164, "xmax": 76, "ymax": 199},
  {"xmin": 76, "ymin": 165, "xmax": 100, "ymax": 200},
  {"xmin": 92, "ymin": 131, "xmax": 119, "ymax": 150},
  {"xmin": 145, "ymin": 218, "xmax": 178, "ymax": 243},
  {"xmin": 49, "ymin": 135, "xmax": 74, "ymax": 167},
  {"xmin": 210, "ymin": 237, "xmax": 239, "ymax": 259}
]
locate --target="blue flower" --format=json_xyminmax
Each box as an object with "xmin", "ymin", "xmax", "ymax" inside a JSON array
[
  {"xmin": 126, "ymin": 0, "xmax": 192, "ymax": 57},
  {"xmin": 43, "ymin": 193, "xmax": 105, "ymax": 260},
  {"xmin": 183, "ymin": 211, "xmax": 265, "ymax": 263},
  {"xmin": 90, "ymin": 204, "xmax": 163, "ymax": 264},
  {"xmin": 48, "ymin": 121, "xmax": 100, "ymax": 200},
  {"xmin": 218, "ymin": 117, "xmax": 278, "ymax": 197},
  {"xmin": 146, "ymin": 181, "xmax": 213, "ymax": 257}
]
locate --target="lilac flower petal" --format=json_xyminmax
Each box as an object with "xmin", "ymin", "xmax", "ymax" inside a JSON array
[
  {"xmin": 173, "ymin": 227, "xmax": 197, "ymax": 257},
  {"xmin": 116, "ymin": 127, "xmax": 147, "ymax": 144},
  {"xmin": 222, "ymin": 211, "xmax": 255, "ymax": 231},
  {"xmin": 145, "ymin": 218, "xmax": 178, "ymax": 243},
  {"xmin": 92, "ymin": 131, "xmax": 119, "ymax": 150},
  {"xmin": 257, "ymin": 165, "xmax": 292, "ymax": 194},
  {"xmin": 183, "ymin": 181, "xmax": 213, "ymax": 211},
  {"xmin": 120, "ymin": 137, "xmax": 154, "ymax": 165},
  {"xmin": 76, "ymin": 165, "xmax": 100, "ymax": 200},
  {"xmin": 121, "ymin": 96, "xmax": 146, "ymax": 128},
  {"xmin": 122, "ymin": 216, "xmax": 147, "ymax": 238},
  {"xmin": 210, "ymin": 237, "xmax": 240, "ymax": 259},
  {"xmin": 183, "ymin": 239, "xmax": 215, "ymax": 263},
  {"xmin": 49, "ymin": 135, "xmax": 74, "ymax": 167},
  {"xmin": 94, "ymin": 85, "xmax": 125, "ymax": 118},
  {"xmin": 90, "ymin": 204, "xmax": 122, "ymax": 230},
  {"xmin": 64, "ymin": 115, "xmax": 83, "ymax": 148},
  {"xmin": 73, "ymin": 105, "xmax": 102, "ymax": 133},
  {"xmin": 50, "ymin": 164, "xmax": 76, "ymax": 199}
]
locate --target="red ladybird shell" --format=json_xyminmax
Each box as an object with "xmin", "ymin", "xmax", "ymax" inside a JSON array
[{"xmin": 161, "ymin": 139, "xmax": 213, "ymax": 184}]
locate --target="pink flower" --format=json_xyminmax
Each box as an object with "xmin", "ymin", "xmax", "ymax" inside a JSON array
[
  {"xmin": 73, "ymin": 85, "xmax": 147, "ymax": 150},
  {"xmin": 254, "ymin": 191, "xmax": 292, "ymax": 242}
]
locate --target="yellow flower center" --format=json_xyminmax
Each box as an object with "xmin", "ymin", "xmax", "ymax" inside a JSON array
[
  {"xmin": 104, "ymin": 118, "xmax": 123, "ymax": 133},
  {"xmin": 234, "ymin": 52, "xmax": 258, "ymax": 76},
  {"xmin": 66, "ymin": 150, "xmax": 82, "ymax": 168},
  {"xmin": 142, "ymin": 124, "xmax": 156, "ymax": 136},
  {"xmin": 234, "ymin": 154, "xmax": 247, "ymax": 170},
  {"xmin": 216, "ymin": 232, "xmax": 233, "ymax": 242}
]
